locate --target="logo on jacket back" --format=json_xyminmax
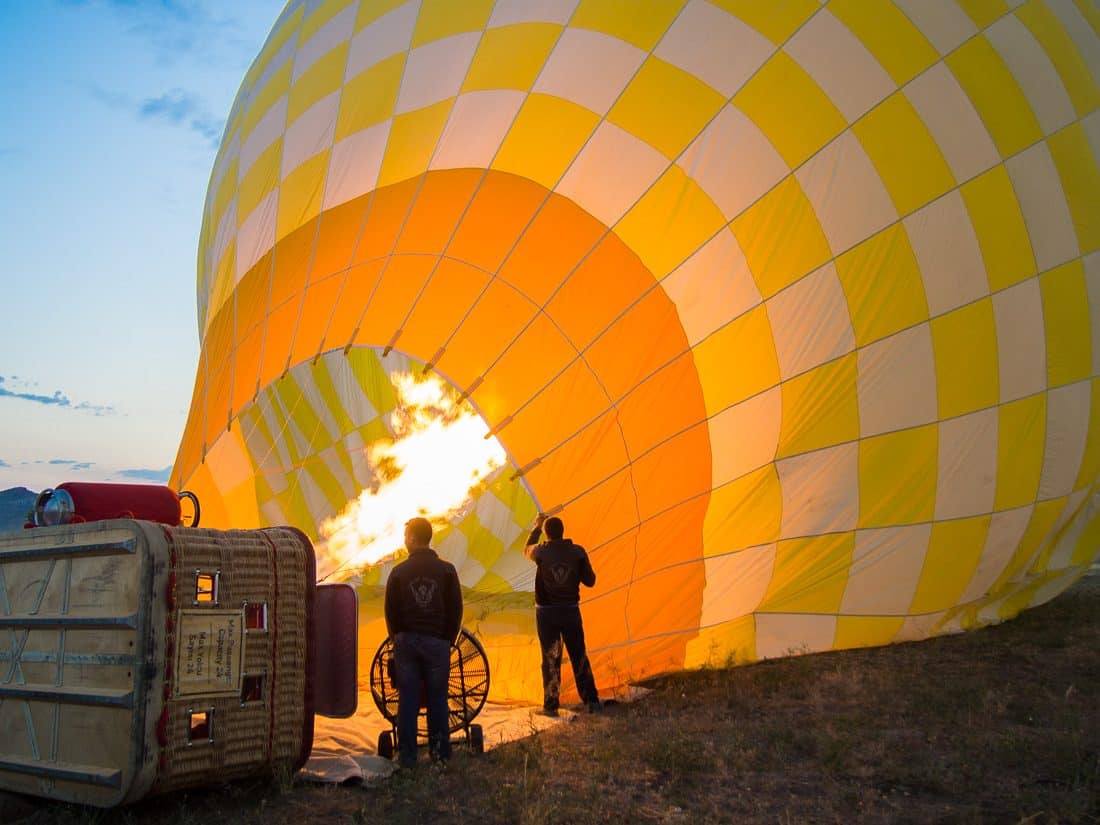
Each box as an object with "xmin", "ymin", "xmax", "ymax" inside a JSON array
[
  {"xmin": 410, "ymin": 577, "xmax": 437, "ymax": 608},
  {"xmin": 550, "ymin": 563, "xmax": 570, "ymax": 585}
]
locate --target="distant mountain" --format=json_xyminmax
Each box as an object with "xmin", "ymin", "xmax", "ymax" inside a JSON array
[{"xmin": 0, "ymin": 487, "xmax": 37, "ymax": 532}]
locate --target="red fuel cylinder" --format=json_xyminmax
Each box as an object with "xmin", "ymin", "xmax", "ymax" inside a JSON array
[{"xmin": 32, "ymin": 483, "xmax": 199, "ymax": 527}]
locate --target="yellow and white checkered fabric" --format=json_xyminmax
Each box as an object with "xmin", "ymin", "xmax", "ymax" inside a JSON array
[{"xmin": 178, "ymin": 0, "xmax": 1100, "ymax": 702}]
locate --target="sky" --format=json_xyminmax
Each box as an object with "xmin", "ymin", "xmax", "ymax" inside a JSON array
[{"xmin": 0, "ymin": 0, "xmax": 283, "ymax": 492}]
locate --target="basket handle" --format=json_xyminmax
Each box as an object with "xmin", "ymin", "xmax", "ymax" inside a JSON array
[{"xmin": 178, "ymin": 490, "xmax": 201, "ymax": 527}]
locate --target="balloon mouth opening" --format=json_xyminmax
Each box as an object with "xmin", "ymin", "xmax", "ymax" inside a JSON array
[{"xmin": 313, "ymin": 353, "xmax": 518, "ymax": 582}]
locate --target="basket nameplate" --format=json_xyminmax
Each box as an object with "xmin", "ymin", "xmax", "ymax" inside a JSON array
[{"xmin": 174, "ymin": 609, "xmax": 245, "ymax": 698}]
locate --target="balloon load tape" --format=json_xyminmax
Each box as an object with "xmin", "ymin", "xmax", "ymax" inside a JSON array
[{"xmin": 30, "ymin": 482, "xmax": 200, "ymax": 528}]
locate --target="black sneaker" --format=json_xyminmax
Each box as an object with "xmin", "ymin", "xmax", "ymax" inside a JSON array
[{"xmin": 587, "ymin": 701, "xmax": 602, "ymax": 713}]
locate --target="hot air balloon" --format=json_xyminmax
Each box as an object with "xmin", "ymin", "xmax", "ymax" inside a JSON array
[{"xmin": 174, "ymin": 0, "xmax": 1100, "ymax": 704}]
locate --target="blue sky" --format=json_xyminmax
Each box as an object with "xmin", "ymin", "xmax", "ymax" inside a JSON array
[{"xmin": 0, "ymin": 0, "xmax": 281, "ymax": 491}]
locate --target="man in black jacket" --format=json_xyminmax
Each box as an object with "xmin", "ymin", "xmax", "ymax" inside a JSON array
[
  {"xmin": 385, "ymin": 517, "xmax": 463, "ymax": 768},
  {"xmin": 525, "ymin": 513, "xmax": 601, "ymax": 714}
]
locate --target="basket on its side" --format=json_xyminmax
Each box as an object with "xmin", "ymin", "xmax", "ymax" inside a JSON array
[{"xmin": 0, "ymin": 520, "xmax": 332, "ymax": 807}]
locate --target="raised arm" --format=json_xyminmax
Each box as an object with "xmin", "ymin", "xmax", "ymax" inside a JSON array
[{"xmin": 524, "ymin": 512, "xmax": 547, "ymax": 560}]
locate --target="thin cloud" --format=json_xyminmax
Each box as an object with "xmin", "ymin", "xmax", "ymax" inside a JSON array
[
  {"xmin": 119, "ymin": 0, "xmax": 204, "ymax": 24},
  {"xmin": 117, "ymin": 466, "xmax": 173, "ymax": 482},
  {"xmin": 74, "ymin": 401, "xmax": 118, "ymax": 417},
  {"xmin": 191, "ymin": 115, "xmax": 225, "ymax": 145},
  {"xmin": 0, "ymin": 375, "xmax": 118, "ymax": 417},
  {"xmin": 47, "ymin": 459, "xmax": 96, "ymax": 471},
  {"xmin": 86, "ymin": 84, "xmax": 132, "ymax": 110},
  {"xmin": 66, "ymin": 0, "xmax": 264, "ymax": 66},
  {"xmin": 86, "ymin": 82, "xmax": 223, "ymax": 148},
  {"xmin": 155, "ymin": 2, "xmax": 272, "ymax": 61},
  {"xmin": 65, "ymin": 0, "xmax": 256, "ymax": 148},
  {"xmin": 139, "ymin": 89, "xmax": 224, "ymax": 146},
  {"xmin": 140, "ymin": 88, "xmax": 199, "ymax": 121},
  {"xmin": 117, "ymin": 0, "xmax": 207, "ymax": 46},
  {"xmin": 62, "ymin": 0, "xmax": 206, "ymax": 38},
  {"xmin": 0, "ymin": 379, "xmax": 70, "ymax": 407},
  {"xmin": 0, "ymin": 459, "xmax": 9, "ymax": 468}
]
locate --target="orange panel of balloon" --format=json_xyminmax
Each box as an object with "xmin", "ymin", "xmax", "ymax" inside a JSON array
[{"xmin": 175, "ymin": 1, "xmax": 1100, "ymax": 703}]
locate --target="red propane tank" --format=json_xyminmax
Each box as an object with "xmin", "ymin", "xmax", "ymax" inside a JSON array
[{"xmin": 32, "ymin": 482, "xmax": 200, "ymax": 527}]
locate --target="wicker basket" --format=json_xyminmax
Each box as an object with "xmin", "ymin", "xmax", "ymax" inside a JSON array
[{"xmin": 0, "ymin": 520, "xmax": 316, "ymax": 807}]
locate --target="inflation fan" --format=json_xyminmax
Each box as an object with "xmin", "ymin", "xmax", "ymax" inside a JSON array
[{"xmin": 369, "ymin": 628, "xmax": 490, "ymax": 759}]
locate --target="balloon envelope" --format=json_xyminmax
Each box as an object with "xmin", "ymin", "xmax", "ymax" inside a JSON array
[{"xmin": 175, "ymin": 0, "xmax": 1100, "ymax": 701}]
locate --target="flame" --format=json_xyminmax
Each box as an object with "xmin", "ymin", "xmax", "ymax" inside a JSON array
[{"xmin": 316, "ymin": 371, "xmax": 507, "ymax": 580}]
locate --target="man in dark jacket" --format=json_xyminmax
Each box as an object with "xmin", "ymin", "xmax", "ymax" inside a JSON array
[
  {"xmin": 524, "ymin": 513, "xmax": 601, "ymax": 714},
  {"xmin": 384, "ymin": 517, "xmax": 463, "ymax": 768}
]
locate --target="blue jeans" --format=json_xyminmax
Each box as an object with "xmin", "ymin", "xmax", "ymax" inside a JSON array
[
  {"xmin": 536, "ymin": 604, "xmax": 599, "ymax": 709},
  {"xmin": 392, "ymin": 631, "xmax": 452, "ymax": 765}
]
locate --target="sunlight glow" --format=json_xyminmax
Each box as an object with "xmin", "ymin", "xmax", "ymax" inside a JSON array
[{"xmin": 316, "ymin": 372, "xmax": 507, "ymax": 580}]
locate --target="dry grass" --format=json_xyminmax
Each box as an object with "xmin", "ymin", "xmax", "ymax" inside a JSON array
[{"xmin": 3, "ymin": 576, "xmax": 1097, "ymax": 825}]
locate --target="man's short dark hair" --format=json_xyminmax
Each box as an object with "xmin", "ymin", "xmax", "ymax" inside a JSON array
[
  {"xmin": 406, "ymin": 517, "xmax": 433, "ymax": 545},
  {"xmin": 544, "ymin": 517, "xmax": 564, "ymax": 540}
]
